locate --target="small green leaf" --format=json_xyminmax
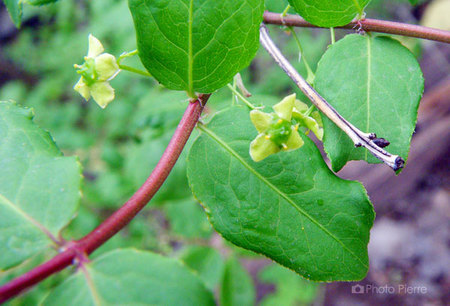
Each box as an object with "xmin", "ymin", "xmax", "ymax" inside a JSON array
[
  {"xmin": 0, "ymin": 102, "xmax": 82, "ymax": 270},
  {"xmin": 264, "ymin": 0, "xmax": 289, "ymax": 13},
  {"xmin": 220, "ymin": 257, "xmax": 255, "ymax": 306},
  {"xmin": 180, "ymin": 246, "xmax": 225, "ymax": 291},
  {"xmin": 2, "ymin": 0, "xmax": 60, "ymax": 27},
  {"xmin": 288, "ymin": 0, "xmax": 371, "ymax": 27},
  {"xmin": 27, "ymin": 0, "xmax": 59, "ymax": 5},
  {"xmin": 314, "ymin": 34, "xmax": 424, "ymax": 172},
  {"xmin": 187, "ymin": 107, "xmax": 374, "ymax": 281},
  {"xmin": 128, "ymin": 0, "xmax": 264, "ymax": 96},
  {"xmin": 259, "ymin": 263, "xmax": 319, "ymax": 306},
  {"xmin": 3, "ymin": 0, "xmax": 22, "ymax": 27},
  {"xmin": 42, "ymin": 249, "xmax": 215, "ymax": 305},
  {"xmin": 165, "ymin": 199, "xmax": 212, "ymax": 239}
]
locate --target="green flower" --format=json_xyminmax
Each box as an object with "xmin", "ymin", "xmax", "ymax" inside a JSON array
[
  {"xmin": 74, "ymin": 34, "xmax": 120, "ymax": 109},
  {"xmin": 250, "ymin": 94, "xmax": 304, "ymax": 162},
  {"xmin": 249, "ymin": 94, "xmax": 325, "ymax": 162}
]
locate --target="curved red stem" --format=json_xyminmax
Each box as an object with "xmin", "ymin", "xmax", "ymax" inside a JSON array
[
  {"xmin": 263, "ymin": 11, "xmax": 450, "ymax": 44},
  {"xmin": 0, "ymin": 94, "xmax": 210, "ymax": 303}
]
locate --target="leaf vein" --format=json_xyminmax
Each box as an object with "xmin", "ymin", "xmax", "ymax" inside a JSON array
[
  {"xmin": 198, "ymin": 125, "xmax": 367, "ymax": 268},
  {"xmin": 0, "ymin": 193, "xmax": 53, "ymax": 242}
]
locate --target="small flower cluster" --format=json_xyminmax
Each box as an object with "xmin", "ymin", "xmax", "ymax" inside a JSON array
[
  {"xmin": 249, "ymin": 94, "xmax": 323, "ymax": 162},
  {"xmin": 74, "ymin": 34, "xmax": 120, "ymax": 109}
]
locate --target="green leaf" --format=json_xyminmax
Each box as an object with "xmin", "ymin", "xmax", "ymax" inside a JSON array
[
  {"xmin": 264, "ymin": 0, "xmax": 289, "ymax": 13},
  {"xmin": 3, "ymin": 0, "xmax": 22, "ymax": 27},
  {"xmin": 165, "ymin": 199, "xmax": 212, "ymax": 239},
  {"xmin": 288, "ymin": 0, "xmax": 371, "ymax": 27},
  {"xmin": 27, "ymin": 0, "xmax": 59, "ymax": 5},
  {"xmin": 314, "ymin": 34, "xmax": 424, "ymax": 172},
  {"xmin": 2, "ymin": 0, "xmax": 60, "ymax": 27},
  {"xmin": 128, "ymin": 0, "xmax": 265, "ymax": 96},
  {"xmin": 129, "ymin": 89, "xmax": 189, "ymax": 134},
  {"xmin": 0, "ymin": 102, "xmax": 82, "ymax": 270},
  {"xmin": 187, "ymin": 106, "xmax": 374, "ymax": 281},
  {"xmin": 220, "ymin": 257, "xmax": 255, "ymax": 306},
  {"xmin": 179, "ymin": 246, "xmax": 225, "ymax": 291},
  {"xmin": 42, "ymin": 249, "xmax": 215, "ymax": 305},
  {"xmin": 259, "ymin": 263, "xmax": 319, "ymax": 306}
]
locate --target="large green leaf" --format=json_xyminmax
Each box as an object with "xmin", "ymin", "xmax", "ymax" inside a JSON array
[
  {"xmin": 187, "ymin": 106, "xmax": 374, "ymax": 281},
  {"xmin": 288, "ymin": 0, "xmax": 371, "ymax": 27},
  {"xmin": 42, "ymin": 249, "xmax": 215, "ymax": 305},
  {"xmin": 0, "ymin": 102, "xmax": 82, "ymax": 270},
  {"xmin": 128, "ymin": 0, "xmax": 264, "ymax": 96},
  {"xmin": 220, "ymin": 257, "xmax": 255, "ymax": 306},
  {"xmin": 314, "ymin": 34, "xmax": 424, "ymax": 172}
]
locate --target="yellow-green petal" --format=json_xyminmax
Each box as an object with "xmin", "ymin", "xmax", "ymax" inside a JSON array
[
  {"xmin": 293, "ymin": 99, "xmax": 309, "ymax": 113},
  {"xmin": 283, "ymin": 127, "xmax": 304, "ymax": 151},
  {"xmin": 91, "ymin": 82, "xmax": 115, "ymax": 109},
  {"xmin": 250, "ymin": 110, "xmax": 272, "ymax": 133},
  {"xmin": 273, "ymin": 93, "xmax": 296, "ymax": 121},
  {"xmin": 312, "ymin": 111, "xmax": 323, "ymax": 128},
  {"xmin": 87, "ymin": 34, "xmax": 104, "ymax": 58},
  {"xmin": 311, "ymin": 112, "xmax": 324, "ymax": 140},
  {"xmin": 250, "ymin": 134, "xmax": 280, "ymax": 162},
  {"xmin": 293, "ymin": 111, "xmax": 323, "ymax": 141},
  {"xmin": 73, "ymin": 77, "xmax": 90, "ymax": 101},
  {"xmin": 95, "ymin": 53, "xmax": 119, "ymax": 81}
]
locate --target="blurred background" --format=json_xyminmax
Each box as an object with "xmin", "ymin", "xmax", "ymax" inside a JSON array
[{"xmin": 0, "ymin": 0, "xmax": 448, "ymax": 305}]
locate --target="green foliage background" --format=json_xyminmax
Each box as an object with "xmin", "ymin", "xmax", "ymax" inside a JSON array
[{"xmin": 0, "ymin": 0, "xmax": 428, "ymax": 304}]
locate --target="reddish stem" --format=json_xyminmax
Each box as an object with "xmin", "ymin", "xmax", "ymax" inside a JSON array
[
  {"xmin": 0, "ymin": 94, "xmax": 210, "ymax": 303},
  {"xmin": 263, "ymin": 11, "xmax": 450, "ymax": 44}
]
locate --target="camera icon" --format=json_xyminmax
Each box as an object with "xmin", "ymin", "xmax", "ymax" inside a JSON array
[{"xmin": 352, "ymin": 284, "xmax": 365, "ymax": 294}]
